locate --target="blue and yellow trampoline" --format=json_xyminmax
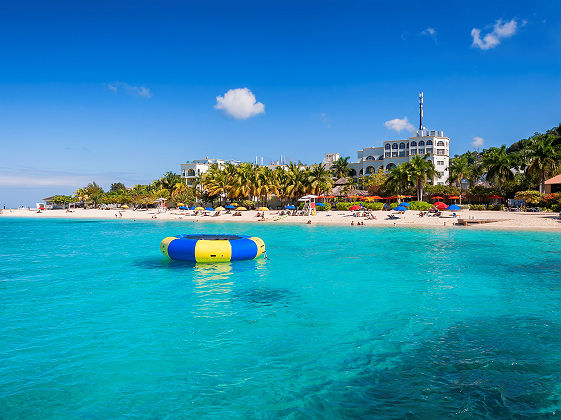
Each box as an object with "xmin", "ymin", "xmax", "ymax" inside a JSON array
[{"xmin": 160, "ymin": 234, "xmax": 266, "ymax": 263}]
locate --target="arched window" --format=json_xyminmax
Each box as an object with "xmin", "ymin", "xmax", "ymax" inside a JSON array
[
  {"xmin": 359, "ymin": 168, "xmax": 363, "ymax": 175},
  {"xmin": 349, "ymin": 168, "xmax": 357, "ymax": 177},
  {"xmin": 187, "ymin": 169, "xmax": 195, "ymax": 176},
  {"xmin": 437, "ymin": 141, "xmax": 444, "ymax": 146},
  {"xmin": 366, "ymin": 166, "xmax": 374, "ymax": 174},
  {"xmin": 379, "ymin": 165, "xmax": 384, "ymax": 171},
  {"xmin": 418, "ymin": 141, "xmax": 425, "ymax": 147},
  {"xmin": 386, "ymin": 163, "xmax": 396, "ymax": 170},
  {"xmin": 392, "ymin": 143, "xmax": 398, "ymax": 149},
  {"xmin": 410, "ymin": 141, "xmax": 417, "ymax": 147},
  {"xmin": 378, "ymin": 155, "xmax": 384, "ymax": 160},
  {"xmin": 399, "ymin": 142, "xmax": 405, "ymax": 149},
  {"xmin": 426, "ymin": 140, "xmax": 433, "ymax": 146},
  {"xmin": 366, "ymin": 155, "xmax": 375, "ymax": 161},
  {"xmin": 385, "ymin": 144, "xmax": 391, "ymax": 150}
]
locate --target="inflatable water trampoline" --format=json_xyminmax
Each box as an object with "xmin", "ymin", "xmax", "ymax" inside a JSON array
[{"xmin": 160, "ymin": 234, "xmax": 266, "ymax": 263}]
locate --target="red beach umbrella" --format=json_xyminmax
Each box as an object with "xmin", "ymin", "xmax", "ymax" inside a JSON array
[
  {"xmin": 433, "ymin": 201, "xmax": 447, "ymax": 209},
  {"xmin": 350, "ymin": 205, "xmax": 362, "ymax": 211},
  {"xmin": 432, "ymin": 196, "xmax": 444, "ymax": 200}
]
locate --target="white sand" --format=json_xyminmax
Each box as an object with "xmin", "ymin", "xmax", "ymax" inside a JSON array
[{"xmin": 2, "ymin": 208, "xmax": 561, "ymax": 231}]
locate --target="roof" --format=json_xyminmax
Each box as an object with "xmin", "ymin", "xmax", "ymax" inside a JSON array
[
  {"xmin": 545, "ymin": 174, "xmax": 561, "ymax": 185},
  {"xmin": 334, "ymin": 177, "xmax": 350, "ymax": 186}
]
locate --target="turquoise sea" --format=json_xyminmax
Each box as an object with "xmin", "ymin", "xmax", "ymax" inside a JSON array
[{"xmin": 2, "ymin": 218, "xmax": 561, "ymax": 418}]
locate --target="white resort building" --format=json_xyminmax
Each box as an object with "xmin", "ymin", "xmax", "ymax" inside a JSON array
[{"xmin": 180, "ymin": 93, "xmax": 449, "ymax": 186}]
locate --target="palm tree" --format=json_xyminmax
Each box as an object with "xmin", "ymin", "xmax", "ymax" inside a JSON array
[
  {"xmin": 482, "ymin": 145, "xmax": 514, "ymax": 194},
  {"xmin": 403, "ymin": 154, "xmax": 436, "ymax": 201},
  {"xmin": 449, "ymin": 155, "xmax": 469, "ymax": 190},
  {"xmin": 524, "ymin": 134, "xmax": 561, "ymax": 193},
  {"xmin": 333, "ymin": 156, "xmax": 351, "ymax": 179},
  {"xmin": 384, "ymin": 164, "xmax": 410, "ymax": 196},
  {"xmin": 307, "ymin": 164, "xmax": 333, "ymax": 195}
]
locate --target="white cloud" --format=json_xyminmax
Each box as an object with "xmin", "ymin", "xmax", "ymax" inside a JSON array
[
  {"xmin": 420, "ymin": 27, "xmax": 437, "ymax": 42},
  {"xmin": 384, "ymin": 116, "xmax": 415, "ymax": 133},
  {"xmin": 472, "ymin": 136, "xmax": 485, "ymax": 148},
  {"xmin": 106, "ymin": 82, "xmax": 152, "ymax": 98},
  {"xmin": 214, "ymin": 88, "xmax": 265, "ymax": 120},
  {"xmin": 471, "ymin": 18, "xmax": 519, "ymax": 50}
]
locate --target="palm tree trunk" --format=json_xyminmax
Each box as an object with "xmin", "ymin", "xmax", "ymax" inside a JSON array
[{"xmin": 540, "ymin": 171, "xmax": 546, "ymax": 194}]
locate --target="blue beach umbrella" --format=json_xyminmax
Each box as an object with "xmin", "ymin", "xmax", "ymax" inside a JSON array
[
  {"xmin": 179, "ymin": 206, "xmax": 188, "ymax": 210},
  {"xmin": 399, "ymin": 202, "xmax": 411, "ymax": 207},
  {"xmin": 189, "ymin": 206, "xmax": 196, "ymax": 210},
  {"xmin": 225, "ymin": 205, "xmax": 235, "ymax": 209},
  {"xmin": 316, "ymin": 203, "xmax": 325, "ymax": 206},
  {"xmin": 394, "ymin": 206, "xmax": 408, "ymax": 211},
  {"xmin": 447, "ymin": 204, "xmax": 461, "ymax": 211},
  {"xmin": 205, "ymin": 207, "xmax": 215, "ymax": 211},
  {"xmin": 285, "ymin": 205, "xmax": 296, "ymax": 210}
]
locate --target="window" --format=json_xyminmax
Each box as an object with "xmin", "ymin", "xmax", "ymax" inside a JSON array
[
  {"xmin": 437, "ymin": 160, "xmax": 444, "ymax": 166},
  {"xmin": 418, "ymin": 141, "xmax": 425, "ymax": 147},
  {"xmin": 418, "ymin": 149, "xmax": 425, "ymax": 154},
  {"xmin": 399, "ymin": 151, "xmax": 406, "ymax": 157},
  {"xmin": 437, "ymin": 141, "xmax": 444, "ymax": 146},
  {"xmin": 426, "ymin": 140, "xmax": 433, "ymax": 146},
  {"xmin": 392, "ymin": 143, "xmax": 398, "ymax": 149},
  {"xmin": 365, "ymin": 155, "xmax": 375, "ymax": 161},
  {"xmin": 399, "ymin": 142, "xmax": 405, "ymax": 149},
  {"xmin": 392, "ymin": 152, "xmax": 398, "ymax": 157},
  {"xmin": 437, "ymin": 149, "xmax": 444, "ymax": 155},
  {"xmin": 378, "ymin": 155, "xmax": 384, "ymax": 160},
  {"xmin": 385, "ymin": 152, "xmax": 390, "ymax": 158},
  {"xmin": 366, "ymin": 166, "xmax": 374, "ymax": 174},
  {"xmin": 426, "ymin": 148, "xmax": 433, "ymax": 154},
  {"xmin": 385, "ymin": 144, "xmax": 391, "ymax": 150},
  {"xmin": 410, "ymin": 150, "xmax": 417, "ymax": 156},
  {"xmin": 410, "ymin": 141, "xmax": 417, "ymax": 147},
  {"xmin": 187, "ymin": 169, "xmax": 196, "ymax": 176},
  {"xmin": 386, "ymin": 163, "xmax": 396, "ymax": 170}
]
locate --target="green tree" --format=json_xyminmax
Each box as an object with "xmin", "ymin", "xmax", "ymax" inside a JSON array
[
  {"xmin": 110, "ymin": 182, "xmax": 126, "ymax": 193},
  {"xmin": 482, "ymin": 145, "xmax": 514, "ymax": 194},
  {"xmin": 403, "ymin": 154, "xmax": 436, "ymax": 201},
  {"xmin": 332, "ymin": 156, "xmax": 351, "ymax": 178},
  {"xmin": 523, "ymin": 134, "xmax": 561, "ymax": 193}
]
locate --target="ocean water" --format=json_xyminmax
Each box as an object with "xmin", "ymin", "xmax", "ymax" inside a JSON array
[{"xmin": 1, "ymin": 218, "xmax": 561, "ymax": 419}]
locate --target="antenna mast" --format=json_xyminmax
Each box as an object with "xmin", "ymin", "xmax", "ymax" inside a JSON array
[{"xmin": 419, "ymin": 91, "xmax": 423, "ymax": 131}]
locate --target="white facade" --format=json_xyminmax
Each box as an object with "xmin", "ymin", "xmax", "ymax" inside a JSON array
[
  {"xmin": 180, "ymin": 158, "xmax": 241, "ymax": 185},
  {"xmin": 348, "ymin": 129, "xmax": 450, "ymax": 185}
]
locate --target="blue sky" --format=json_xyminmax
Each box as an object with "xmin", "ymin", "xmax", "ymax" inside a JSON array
[{"xmin": 1, "ymin": 0, "xmax": 560, "ymax": 207}]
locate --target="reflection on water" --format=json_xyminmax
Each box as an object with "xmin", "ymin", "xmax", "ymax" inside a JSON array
[{"xmin": 192, "ymin": 263, "xmax": 235, "ymax": 318}]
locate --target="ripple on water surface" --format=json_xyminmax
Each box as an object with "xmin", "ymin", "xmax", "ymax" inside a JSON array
[{"xmin": 1, "ymin": 218, "xmax": 561, "ymax": 418}]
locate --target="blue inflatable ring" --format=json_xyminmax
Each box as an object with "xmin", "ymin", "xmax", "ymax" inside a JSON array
[{"xmin": 160, "ymin": 234, "xmax": 266, "ymax": 263}]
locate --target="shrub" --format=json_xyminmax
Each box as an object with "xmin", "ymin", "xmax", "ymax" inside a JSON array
[
  {"xmin": 488, "ymin": 204, "xmax": 503, "ymax": 211},
  {"xmin": 514, "ymin": 190, "xmax": 542, "ymax": 205},
  {"xmin": 390, "ymin": 202, "xmax": 398, "ymax": 209},
  {"xmin": 336, "ymin": 202, "xmax": 352, "ymax": 211},
  {"xmin": 470, "ymin": 204, "xmax": 486, "ymax": 210},
  {"xmin": 363, "ymin": 202, "xmax": 383, "ymax": 210},
  {"xmin": 242, "ymin": 199, "xmax": 255, "ymax": 209},
  {"xmin": 316, "ymin": 202, "xmax": 331, "ymax": 211},
  {"xmin": 409, "ymin": 201, "xmax": 433, "ymax": 211}
]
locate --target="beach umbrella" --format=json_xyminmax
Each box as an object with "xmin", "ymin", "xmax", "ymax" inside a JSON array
[
  {"xmin": 189, "ymin": 206, "xmax": 196, "ymax": 210},
  {"xmin": 215, "ymin": 206, "xmax": 225, "ymax": 211},
  {"xmin": 316, "ymin": 203, "xmax": 325, "ymax": 207},
  {"xmin": 350, "ymin": 205, "xmax": 362, "ymax": 211},
  {"xmin": 399, "ymin": 202, "xmax": 411, "ymax": 207},
  {"xmin": 236, "ymin": 206, "xmax": 247, "ymax": 211},
  {"xmin": 121, "ymin": 205, "xmax": 129, "ymax": 209},
  {"xmin": 258, "ymin": 207, "xmax": 269, "ymax": 211},
  {"xmin": 447, "ymin": 196, "xmax": 460, "ymax": 200},
  {"xmin": 394, "ymin": 206, "xmax": 408, "ymax": 211},
  {"xmin": 369, "ymin": 195, "xmax": 383, "ymax": 200},
  {"xmin": 432, "ymin": 196, "xmax": 444, "ymax": 200},
  {"xmin": 205, "ymin": 207, "xmax": 215, "ymax": 211},
  {"xmin": 195, "ymin": 207, "xmax": 204, "ymax": 210},
  {"xmin": 231, "ymin": 203, "xmax": 239, "ymax": 207},
  {"xmin": 176, "ymin": 203, "xmax": 184, "ymax": 206},
  {"xmin": 434, "ymin": 202, "xmax": 447, "ymax": 210},
  {"xmin": 488, "ymin": 195, "xmax": 503, "ymax": 199},
  {"xmin": 447, "ymin": 204, "xmax": 461, "ymax": 211},
  {"xmin": 225, "ymin": 205, "xmax": 235, "ymax": 209},
  {"xmin": 285, "ymin": 205, "xmax": 296, "ymax": 210},
  {"xmin": 179, "ymin": 206, "xmax": 188, "ymax": 210}
]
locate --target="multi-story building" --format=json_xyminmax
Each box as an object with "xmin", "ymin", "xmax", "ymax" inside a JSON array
[
  {"xmin": 180, "ymin": 158, "xmax": 241, "ymax": 185},
  {"xmin": 348, "ymin": 128, "xmax": 450, "ymax": 185}
]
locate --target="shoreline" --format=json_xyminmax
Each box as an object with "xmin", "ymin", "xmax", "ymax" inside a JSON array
[{"xmin": 2, "ymin": 208, "xmax": 561, "ymax": 232}]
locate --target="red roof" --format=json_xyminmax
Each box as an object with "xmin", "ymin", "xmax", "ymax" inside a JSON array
[{"xmin": 545, "ymin": 174, "xmax": 561, "ymax": 185}]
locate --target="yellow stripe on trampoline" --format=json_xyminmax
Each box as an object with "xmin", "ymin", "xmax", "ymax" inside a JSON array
[
  {"xmin": 160, "ymin": 237, "xmax": 178, "ymax": 258},
  {"xmin": 195, "ymin": 240, "xmax": 232, "ymax": 263},
  {"xmin": 249, "ymin": 237, "xmax": 266, "ymax": 258}
]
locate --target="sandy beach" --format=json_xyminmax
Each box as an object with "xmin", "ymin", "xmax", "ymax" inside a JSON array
[{"xmin": 2, "ymin": 207, "xmax": 561, "ymax": 231}]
